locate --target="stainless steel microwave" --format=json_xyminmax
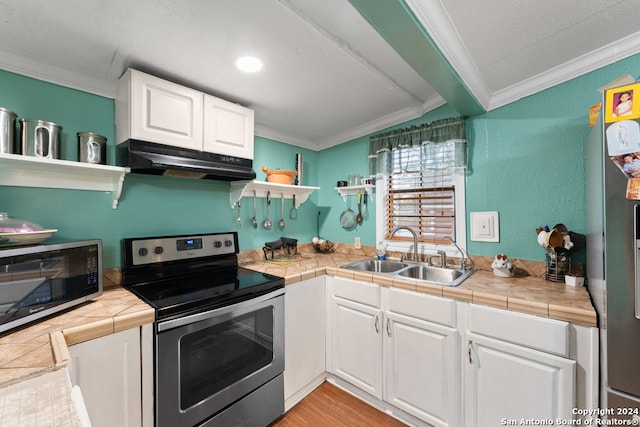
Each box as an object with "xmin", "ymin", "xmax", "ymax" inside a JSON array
[{"xmin": 0, "ymin": 240, "xmax": 103, "ymax": 334}]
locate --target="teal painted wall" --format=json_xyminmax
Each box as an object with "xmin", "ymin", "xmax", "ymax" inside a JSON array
[
  {"xmin": 466, "ymin": 54, "xmax": 640, "ymax": 263},
  {"xmin": 3, "ymin": 52, "xmax": 640, "ymax": 267},
  {"xmin": 0, "ymin": 70, "xmax": 319, "ymax": 268},
  {"xmin": 318, "ymin": 52, "xmax": 640, "ymax": 264},
  {"xmin": 316, "ymin": 104, "xmax": 459, "ymax": 246}
]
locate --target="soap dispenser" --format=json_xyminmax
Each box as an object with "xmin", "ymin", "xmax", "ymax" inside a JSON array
[{"xmin": 377, "ymin": 241, "xmax": 387, "ymax": 260}]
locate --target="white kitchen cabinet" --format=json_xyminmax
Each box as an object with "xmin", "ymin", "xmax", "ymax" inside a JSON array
[
  {"xmin": 328, "ymin": 277, "xmax": 383, "ymax": 399},
  {"xmin": 67, "ymin": 326, "xmax": 153, "ymax": 427},
  {"xmin": 464, "ymin": 333, "xmax": 575, "ymax": 426},
  {"xmin": 116, "ymin": 68, "xmax": 203, "ymax": 151},
  {"xmin": 464, "ymin": 304, "xmax": 577, "ymax": 426},
  {"xmin": 284, "ymin": 276, "xmax": 326, "ymax": 410},
  {"xmin": 203, "ymin": 94, "xmax": 254, "ymax": 159},
  {"xmin": 325, "ymin": 277, "xmax": 595, "ymax": 427},
  {"xmin": 326, "ymin": 277, "xmax": 459, "ymax": 425},
  {"xmin": 116, "ymin": 69, "xmax": 254, "ymax": 159},
  {"xmin": 384, "ymin": 288, "xmax": 460, "ymax": 427}
]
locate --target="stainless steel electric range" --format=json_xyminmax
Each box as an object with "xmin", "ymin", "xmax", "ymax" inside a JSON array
[{"xmin": 121, "ymin": 232, "xmax": 285, "ymax": 427}]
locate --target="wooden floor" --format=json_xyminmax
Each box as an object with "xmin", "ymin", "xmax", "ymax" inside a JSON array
[{"xmin": 270, "ymin": 382, "xmax": 407, "ymax": 427}]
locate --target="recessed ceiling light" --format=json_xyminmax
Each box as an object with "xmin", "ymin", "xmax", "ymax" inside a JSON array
[{"xmin": 235, "ymin": 56, "xmax": 263, "ymax": 73}]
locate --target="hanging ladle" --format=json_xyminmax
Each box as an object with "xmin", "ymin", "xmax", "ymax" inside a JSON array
[
  {"xmin": 263, "ymin": 191, "xmax": 272, "ymax": 230},
  {"xmin": 251, "ymin": 190, "xmax": 258, "ymax": 228},
  {"xmin": 279, "ymin": 193, "xmax": 285, "ymax": 230},
  {"xmin": 236, "ymin": 198, "xmax": 242, "ymax": 227}
]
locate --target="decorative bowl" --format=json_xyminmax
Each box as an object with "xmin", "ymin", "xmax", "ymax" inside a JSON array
[{"xmin": 262, "ymin": 166, "xmax": 297, "ymax": 185}]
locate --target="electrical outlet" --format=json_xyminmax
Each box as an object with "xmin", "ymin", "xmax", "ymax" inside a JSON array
[{"xmin": 354, "ymin": 237, "xmax": 361, "ymax": 249}]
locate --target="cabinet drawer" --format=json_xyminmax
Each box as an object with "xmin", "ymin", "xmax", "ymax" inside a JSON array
[
  {"xmin": 468, "ymin": 304, "xmax": 569, "ymax": 357},
  {"xmin": 332, "ymin": 277, "xmax": 380, "ymax": 308},
  {"xmin": 388, "ymin": 287, "xmax": 456, "ymax": 327}
]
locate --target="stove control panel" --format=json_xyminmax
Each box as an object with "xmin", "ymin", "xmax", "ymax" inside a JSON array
[{"xmin": 126, "ymin": 233, "xmax": 237, "ymax": 266}]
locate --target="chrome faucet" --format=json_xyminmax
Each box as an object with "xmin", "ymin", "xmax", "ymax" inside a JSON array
[
  {"xmin": 390, "ymin": 226, "xmax": 419, "ymax": 262},
  {"xmin": 427, "ymin": 250, "xmax": 447, "ymax": 267},
  {"xmin": 442, "ymin": 236, "xmax": 472, "ymax": 271}
]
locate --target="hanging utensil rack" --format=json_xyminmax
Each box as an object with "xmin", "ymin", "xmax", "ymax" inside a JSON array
[{"xmin": 229, "ymin": 180, "xmax": 319, "ymax": 209}]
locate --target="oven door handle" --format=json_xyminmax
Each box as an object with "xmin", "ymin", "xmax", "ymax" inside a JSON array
[{"xmin": 157, "ymin": 287, "xmax": 285, "ymax": 332}]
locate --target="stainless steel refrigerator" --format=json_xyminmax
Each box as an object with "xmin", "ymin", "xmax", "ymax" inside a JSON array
[{"xmin": 586, "ymin": 113, "xmax": 640, "ymax": 420}]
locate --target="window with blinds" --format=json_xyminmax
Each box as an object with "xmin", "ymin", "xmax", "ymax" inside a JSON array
[{"xmin": 384, "ymin": 145, "xmax": 456, "ymax": 243}]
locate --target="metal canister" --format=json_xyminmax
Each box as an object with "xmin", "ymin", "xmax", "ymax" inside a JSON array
[
  {"xmin": 295, "ymin": 153, "xmax": 303, "ymax": 185},
  {"xmin": 0, "ymin": 107, "xmax": 17, "ymax": 154},
  {"xmin": 77, "ymin": 132, "xmax": 107, "ymax": 164},
  {"xmin": 20, "ymin": 119, "xmax": 62, "ymax": 159}
]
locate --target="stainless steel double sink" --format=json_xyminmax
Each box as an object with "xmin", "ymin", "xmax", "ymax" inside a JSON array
[{"xmin": 340, "ymin": 258, "xmax": 475, "ymax": 287}]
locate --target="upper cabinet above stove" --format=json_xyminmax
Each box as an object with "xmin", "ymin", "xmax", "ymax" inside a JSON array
[{"xmin": 115, "ymin": 69, "xmax": 254, "ymax": 160}]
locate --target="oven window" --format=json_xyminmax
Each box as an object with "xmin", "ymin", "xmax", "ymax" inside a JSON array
[{"xmin": 179, "ymin": 306, "xmax": 274, "ymax": 410}]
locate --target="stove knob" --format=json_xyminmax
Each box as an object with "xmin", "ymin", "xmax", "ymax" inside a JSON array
[
  {"xmin": 214, "ymin": 241, "xmax": 222, "ymax": 248},
  {"xmin": 154, "ymin": 246, "xmax": 164, "ymax": 255},
  {"xmin": 224, "ymin": 240, "xmax": 233, "ymax": 247},
  {"xmin": 138, "ymin": 247, "xmax": 148, "ymax": 257}
]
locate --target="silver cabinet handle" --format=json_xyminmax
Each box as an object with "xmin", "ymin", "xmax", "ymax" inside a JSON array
[
  {"xmin": 468, "ymin": 340, "xmax": 473, "ymax": 364},
  {"xmin": 386, "ymin": 318, "xmax": 392, "ymax": 337},
  {"xmin": 374, "ymin": 314, "xmax": 380, "ymax": 333}
]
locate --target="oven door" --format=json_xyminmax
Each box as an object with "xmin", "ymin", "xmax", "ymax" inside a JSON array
[{"xmin": 155, "ymin": 288, "xmax": 284, "ymax": 427}]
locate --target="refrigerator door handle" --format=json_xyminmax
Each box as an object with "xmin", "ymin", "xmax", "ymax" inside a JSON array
[
  {"xmin": 636, "ymin": 238, "xmax": 640, "ymax": 319},
  {"xmin": 633, "ymin": 205, "xmax": 640, "ymax": 319}
]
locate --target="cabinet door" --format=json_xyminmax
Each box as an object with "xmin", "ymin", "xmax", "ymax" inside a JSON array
[
  {"xmin": 130, "ymin": 69, "xmax": 203, "ymax": 150},
  {"xmin": 328, "ymin": 296, "xmax": 383, "ymax": 399},
  {"xmin": 68, "ymin": 328, "xmax": 142, "ymax": 427},
  {"xmin": 203, "ymin": 94, "xmax": 254, "ymax": 159},
  {"xmin": 384, "ymin": 312, "xmax": 459, "ymax": 427},
  {"xmin": 284, "ymin": 276, "xmax": 326, "ymax": 408},
  {"xmin": 465, "ymin": 332, "xmax": 575, "ymax": 426}
]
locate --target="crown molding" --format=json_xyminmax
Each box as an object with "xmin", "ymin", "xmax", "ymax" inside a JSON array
[
  {"xmin": 261, "ymin": 94, "xmax": 446, "ymax": 152},
  {"xmin": 253, "ymin": 124, "xmax": 320, "ymax": 151},
  {"xmin": 489, "ymin": 31, "xmax": 640, "ymax": 110},
  {"xmin": 0, "ymin": 50, "xmax": 116, "ymax": 98}
]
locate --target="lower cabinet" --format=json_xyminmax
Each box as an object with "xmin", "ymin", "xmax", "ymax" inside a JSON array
[
  {"xmin": 67, "ymin": 326, "xmax": 153, "ymax": 427},
  {"xmin": 327, "ymin": 276, "xmax": 460, "ymax": 427},
  {"xmin": 385, "ymin": 310, "xmax": 459, "ymax": 426},
  {"xmin": 329, "ymin": 291, "xmax": 383, "ymax": 398},
  {"xmin": 284, "ymin": 276, "xmax": 327, "ymax": 410},
  {"xmin": 324, "ymin": 275, "xmax": 597, "ymax": 427},
  {"xmin": 464, "ymin": 333, "xmax": 575, "ymax": 426}
]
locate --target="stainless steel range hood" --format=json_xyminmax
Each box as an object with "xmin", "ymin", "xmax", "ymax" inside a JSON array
[{"xmin": 117, "ymin": 140, "xmax": 256, "ymax": 181}]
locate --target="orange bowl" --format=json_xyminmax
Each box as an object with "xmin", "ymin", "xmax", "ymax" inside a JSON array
[{"xmin": 262, "ymin": 166, "xmax": 297, "ymax": 185}]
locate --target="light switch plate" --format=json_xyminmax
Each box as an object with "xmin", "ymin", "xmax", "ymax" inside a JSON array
[{"xmin": 470, "ymin": 211, "xmax": 499, "ymax": 242}]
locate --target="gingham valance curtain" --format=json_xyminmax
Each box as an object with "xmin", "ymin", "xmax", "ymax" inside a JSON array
[{"xmin": 368, "ymin": 117, "xmax": 467, "ymax": 175}]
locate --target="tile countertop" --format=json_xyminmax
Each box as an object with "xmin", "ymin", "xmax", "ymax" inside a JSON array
[
  {"xmin": 0, "ymin": 246, "xmax": 597, "ymax": 418},
  {"xmin": 240, "ymin": 250, "xmax": 597, "ymax": 328},
  {"xmin": 0, "ymin": 285, "xmax": 154, "ymax": 389}
]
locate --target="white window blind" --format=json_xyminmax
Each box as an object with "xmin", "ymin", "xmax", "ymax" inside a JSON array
[{"xmin": 384, "ymin": 144, "xmax": 456, "ymax": 243}]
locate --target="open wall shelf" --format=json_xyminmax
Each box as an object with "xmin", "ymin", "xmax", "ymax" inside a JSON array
[
  {"xmin": 334, "ymin": 184, "xmax": 374, "ymax": 202},
  {"xmin": 230, "ymin": 180, "xmax": 319, "ymax": 209},
  {"xmin": 0, "ymin": 153, "xmax": 129, "ymax": 209}
]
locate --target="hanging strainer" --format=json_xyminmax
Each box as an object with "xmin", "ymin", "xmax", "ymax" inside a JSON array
[{"xmin": 340, "ymin": 196, "xmax": 358, "ymax": 231}]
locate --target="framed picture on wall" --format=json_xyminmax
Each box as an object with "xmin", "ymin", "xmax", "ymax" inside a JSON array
[{"xmin": 605, "ymin": 83, "xmax": 640, "ymax": 123}]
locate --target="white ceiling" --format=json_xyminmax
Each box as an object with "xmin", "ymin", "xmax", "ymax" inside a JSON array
[{"xmin": 1, "ymin": 0, "xmax": 640, "ymax": 151}]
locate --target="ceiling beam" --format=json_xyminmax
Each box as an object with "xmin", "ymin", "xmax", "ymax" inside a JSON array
[{"xmin": 348, "ymin": 0, "xmax": 486, "ymax": 117}]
